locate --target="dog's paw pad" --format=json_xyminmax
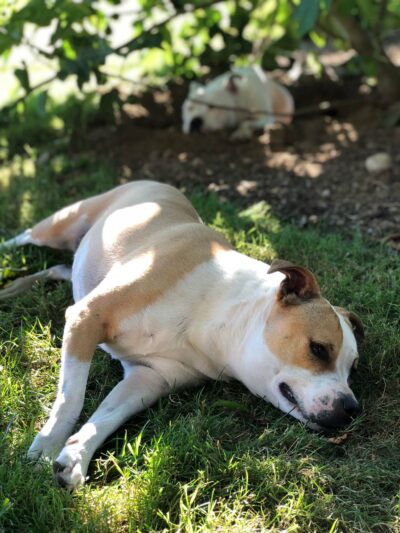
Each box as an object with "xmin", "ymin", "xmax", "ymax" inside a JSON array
[{"xmin": 53, "ymin": 460, "xmax": 68, "ymax": 474}]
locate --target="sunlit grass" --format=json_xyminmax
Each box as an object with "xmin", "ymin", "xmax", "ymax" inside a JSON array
[{"xmin": 0, "ymin": 151, "xmax": 399, "ymax": 532}]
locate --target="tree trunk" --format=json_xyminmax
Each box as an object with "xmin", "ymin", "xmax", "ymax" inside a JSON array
[{"xmin": 332, "ymin": 9, "xmax": 400, "ymax": 102}]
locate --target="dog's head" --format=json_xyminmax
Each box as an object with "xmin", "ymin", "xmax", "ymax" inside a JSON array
[
  {"xmin": 257, "ymin": 260, "xmax": 364, "ymax": 430},
  {"xmin": 182, "ymin": 74, "xmax": 243, "ymax": 134}
]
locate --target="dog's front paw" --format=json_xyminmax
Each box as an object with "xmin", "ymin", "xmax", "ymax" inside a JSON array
[
  {"xmin": 27, "ymin": 432, "xmax": 65, "ymax": 463},
  {"xmin": 230, "ymin": 124, "xmax": 253, "ymax": 142},
  {"xmin": 53, "ymin": 445, "xmax": 87, "ymax": 490}
]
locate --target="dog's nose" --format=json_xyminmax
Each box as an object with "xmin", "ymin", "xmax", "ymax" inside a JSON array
[
  {"xmin": 313, "ymin": 394, "xmax": 361, "ymax": 429},
  {"xmin": 342, "ymin": 395, "xmax": 362, "ymax": 418},
  {"xmin": 189, "ymin": 117, "xmax": 203, "ymax": 133}
]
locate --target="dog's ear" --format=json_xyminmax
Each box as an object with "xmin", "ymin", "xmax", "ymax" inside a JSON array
[
  {"xmin": 225, "ymin": 73, "xmax": 242, "ymax": 94},
  {"xmin": 268, "ymin": 259, "xmax": 320, "ymax": 303},
  {"xmin": 334, "ymin": 307, "xmax": 365, "ymax": 345},
  {"xmin": 189, "ymin": 81, "xmax": 203, "ymax": 95}
]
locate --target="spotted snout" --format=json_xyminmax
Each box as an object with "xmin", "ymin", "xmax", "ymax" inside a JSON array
[
  {"xmin": 279, "ymin": 382, "xmax": 361, "ymax": 430},
  {"xmin": 309, "ymin": 393, "xmax": 361, "ymax": 429}
]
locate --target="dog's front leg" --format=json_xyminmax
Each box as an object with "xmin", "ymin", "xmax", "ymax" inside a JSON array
[
  {"xmin": 28, "ymin": 300, "xmax": 101, "ymax": 463},
  {"xmin": 28, "ymin": 353, "xmax": 90, "ymax": 462},
  {"xmin": 230, "ymin": 117, "xmax": 275, "ymax": 142},
  {"xmin": 53, "ymin": 364, "xmax": 171, "ymax": 490},
  {"xmin": 230, "ymin": 120, "xmax": 254, "ymax": 142}
]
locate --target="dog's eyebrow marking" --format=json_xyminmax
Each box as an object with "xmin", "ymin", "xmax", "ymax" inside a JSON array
[{"xmin": 265, "ymin": 298, "xmax": 343, "ymax": 373}]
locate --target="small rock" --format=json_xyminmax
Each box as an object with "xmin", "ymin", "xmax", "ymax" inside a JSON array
[
  {"xmin": 365, "ymin": 152, "xmax": 392, "ymax": 173},
  {"xmin": 178, "ymin": 152, "xmax": 188, "ymax": 162},
  {"xmin": 236, "ymin": 180, "xmax": 257, "ymax": 196}
]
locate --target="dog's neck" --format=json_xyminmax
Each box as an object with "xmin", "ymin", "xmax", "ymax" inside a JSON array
[{"xmin": 186, "ymin": 250, "xmax": 282, "ymax": 381}]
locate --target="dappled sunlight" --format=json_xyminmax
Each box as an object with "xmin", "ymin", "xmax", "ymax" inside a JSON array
[
  {"xmin": 0, "ymin": 174, "xmax": 399, "ymax": 530},
  {"xmin": 1, "ymin": 0, "xmax": 399, "ymax": 527},
  {"xmin": 19, "ymin": 190, "xmax": 36, "ymax": 228},
  {"xmin": 76, "ymin": 75, "xmax": 398, "ymax": 240},
  {"xmin": 263, "ymin": 119, "xmax": 360, "ymax": 180}
]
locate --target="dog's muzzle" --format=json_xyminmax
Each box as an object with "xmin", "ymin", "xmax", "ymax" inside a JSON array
[
  {"xmin": 189, "ymin": 116, "xmax": 203, "ymax": 133},
  {"xmin": 311, "ymin": 394, "xmax": 361, "ymax": 429}
]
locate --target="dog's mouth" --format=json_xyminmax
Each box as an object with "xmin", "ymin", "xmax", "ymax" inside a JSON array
[
  {"xmin": 279, "ymin": 382, "xmax": 298, "ymax": 406},
  {"xmin": 278, "ymin": 382, "xmax": 321, "ymax": 428}
]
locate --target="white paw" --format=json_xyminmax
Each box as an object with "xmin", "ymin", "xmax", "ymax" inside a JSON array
[
  {"xmin": 27, "ymin": 432, "xmax": 65, "ymax": 462},
  {"xmin": 230, "ymin": 126, "xmax": 252, "ymax": 142},
  {"xmin": 53, "ymin": 444, "xmax": 87, "ymax": 490}
]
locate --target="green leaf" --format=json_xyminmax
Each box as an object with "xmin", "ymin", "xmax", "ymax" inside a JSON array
[
  {"xmin": 294, "ymin": 0, "xmax": 321, "ymax": 36},
  {"xmin": 0, "ymin": 33, "xmax": 16, "ymax": 55},
  {"xmin": 212, "ymin": 400, "xmax": 249, "ymax": 413},
  {"xmin": 321, "ymin": 0, "xmax": 332, "ymax": 9},
  {"xmin": 118, "ymin": 31, "xmax": 163, "ymax": 55},
  {"xmin": 356, "ymin": 0, "xmax": 377, "ymax": 27},
  {"xmin": 15, "ymin": 67, "xmax": 30, "ymax": 93},
  {"xmin": 35, "ymin": 91, "xmax": 48, "ymax": 118}
]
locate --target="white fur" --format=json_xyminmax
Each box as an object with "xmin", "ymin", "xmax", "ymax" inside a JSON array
[
  {"xmin": 28, "ymin": 354, "xmax": 90, "ymax": 462},
  {"xmin": 2, "ymin": 182, "xmax": 360, "ymax": 490},
  {"xmin": 182, "ymin": 66, "xmax": 294, "ymax": 140},
  {"xmin": 1, "ymin": 229, "xmax": 34, "ymax": 248}
]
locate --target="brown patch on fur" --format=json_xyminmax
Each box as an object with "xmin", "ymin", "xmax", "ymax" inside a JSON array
[
  {"xmin": 28, "ymin": 181, "xmax": 233, "ymax": 362},
  {"xmin": 270, "ymin": 79, "xmax": 294, "ymax": 125},
  {"xmin": 30, "ymin": 187, "xmax": 124, "ymax": 251},
  {"xmin": 66, "ymin": 225, "xmax": 232, "ymax": 362},
  {"xmin": 265, "ymin": 298, "xmax": 343, "ymax": 372}
]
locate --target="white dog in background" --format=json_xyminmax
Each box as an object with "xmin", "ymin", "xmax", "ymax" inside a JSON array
[{"xmin": 182, "ymin": 66, "xmax": 294, "ymax": 140}]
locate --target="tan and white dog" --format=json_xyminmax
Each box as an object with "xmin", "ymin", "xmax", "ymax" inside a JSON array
[
  {"xmin": 1, "ymin": 181, "xmax": 363, "ymax": 490},
  {"xmin": 182, "ymin": 66, "xmax": 294, "ymax": 140}
]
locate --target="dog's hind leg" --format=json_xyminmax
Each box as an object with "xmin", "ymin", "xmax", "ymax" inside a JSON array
[
  {"xmin": 0, "ymin": 265, "xmax": 72, "ymax": 300},
  {"xmin": 1, "ymin": 202, "xmax": 92, "ymax": 253},
  {"xmin": 0, "ymin": 188, "xmax": 124, "ymax": 295},
  {"xmin": 0, "ymin": 204, "xmax": 90, "ymax": 253},
  {"xmin": 1, "ymin": 186, "xmax": 124, "ymax": 253},
  {"xmin": 1, "ymin": 229, "xmax": 35, "ymax": 249}
]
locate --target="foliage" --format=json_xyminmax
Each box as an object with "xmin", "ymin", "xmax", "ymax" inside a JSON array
[{"xmin": 0, "ymin": 0, "xmax": 400, "ymax": 117}]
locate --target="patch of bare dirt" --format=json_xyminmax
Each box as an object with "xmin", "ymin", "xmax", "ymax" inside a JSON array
[{"xmin": 87, "ymin": 76, "xmax": 400, "ymax": 243}]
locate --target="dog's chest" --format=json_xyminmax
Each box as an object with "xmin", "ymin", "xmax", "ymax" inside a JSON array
[
  {"xmin": 100, "ymin": 309, "xmax": 224, "ymax": 380},
  {"xmin": 102, "ymin": 310, "xmax": 182, "ymax": 360}
]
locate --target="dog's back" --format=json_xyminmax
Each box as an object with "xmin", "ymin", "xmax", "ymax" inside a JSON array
[
  {"xmin": 268, "ymin": 79, "xmax": 295, "ymax": 125},
  {"xmin": 70, "ymin": 181, "xmax": 210, "ymax": 298}
]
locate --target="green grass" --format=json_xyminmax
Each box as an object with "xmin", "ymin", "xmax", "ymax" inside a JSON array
[{"xmin": 0, "ymin": 147, "xmax": 399, "ymax": 533}]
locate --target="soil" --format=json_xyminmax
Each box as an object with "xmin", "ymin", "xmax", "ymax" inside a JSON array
[{"xmin": 87, "ymin": 73, "xmax": 400, "ymax": 247}]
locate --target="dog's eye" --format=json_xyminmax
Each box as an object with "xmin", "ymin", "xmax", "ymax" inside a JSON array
[{"xmin": 310, "ymin": 341, "xmax": 330, "ymax": 362}]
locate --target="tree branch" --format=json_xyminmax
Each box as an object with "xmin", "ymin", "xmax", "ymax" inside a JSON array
[
  {"xmin": 331, "ymin": 5, "xmax": 400, "ymax": 101},
  {"xmin": 1, "ymin": 74, "xmax": 58, "ymax": 113},
  {"xmin": 114, "ymin": 0, "xmax": 224, "ymax": 55}
]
